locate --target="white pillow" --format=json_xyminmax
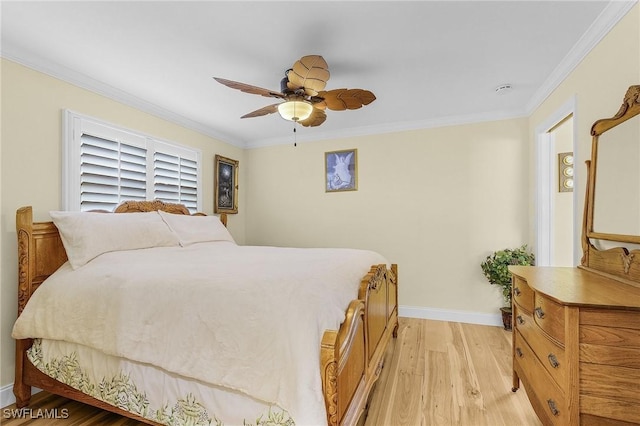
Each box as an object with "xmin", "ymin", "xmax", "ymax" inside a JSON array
[
  {"xmin": 50, "ymin": 211, "xmax": 180, "ymax": 269},
  {"xmin": 158, "ymin": 210, "xmax": 235, "ymax": 246}
]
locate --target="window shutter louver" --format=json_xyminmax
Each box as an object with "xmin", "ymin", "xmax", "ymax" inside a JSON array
[
  {"xmin": 119, "ymin": 144, "xmax": 147, "ymax": 201},
  {"xmin": 179, "ymin": 158, "xmax": 198, "ymax": 212},
  {"xmin": 79, "ymin": 134, "xmax": 146, "ymax": 211},
  {"xmin": 154, "ymin": 152, "xmax": 199, "ymax": 213}
]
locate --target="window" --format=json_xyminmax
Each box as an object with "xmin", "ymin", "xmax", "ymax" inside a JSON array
[{"xmin": 64, "ymin": 110, "xmax": 202, "ymax": 212}]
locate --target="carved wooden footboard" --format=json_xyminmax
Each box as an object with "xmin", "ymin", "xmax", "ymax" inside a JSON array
[
  {"xmin": 321, "ymin": 263, "xmax": 398, "ymax": 426},
  {"xmin": 14, "ymin": 202, "xmax": 398, "ymax": 426}
]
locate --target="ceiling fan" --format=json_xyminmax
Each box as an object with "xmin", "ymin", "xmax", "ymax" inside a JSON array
[{"xmin": 214, "ymin": 55, "xmax": 376, "ymax": 127}]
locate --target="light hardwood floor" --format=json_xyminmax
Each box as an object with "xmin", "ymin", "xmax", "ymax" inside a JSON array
[
  {"xmin": 2, "ymin": 318, "xmax": 541, "ymax": 426},
  {"xmin": 364, "ymin": 318, "xmax": 541, "ymax": 426}
]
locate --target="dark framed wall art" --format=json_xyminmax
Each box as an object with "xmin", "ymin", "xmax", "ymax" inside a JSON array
[
  {"xmin": 214, "ymin": 154, "xmax": 238, "ymax": 214},
  {"xmin": 325, "ymin": 149, "xmax": 358, "ymax": 192}
]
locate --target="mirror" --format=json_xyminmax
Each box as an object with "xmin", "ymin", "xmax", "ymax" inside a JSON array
[
  {"xmin": 591, "ymin": 117, "xmax": 640, "ymax": 236},
  {"xmin": 581, "ymin": 85, "xmax": 640, "ymax": 283},
  {"xmin": 585, "ymin": 85, "xmax": 640, "ymax": 245}
]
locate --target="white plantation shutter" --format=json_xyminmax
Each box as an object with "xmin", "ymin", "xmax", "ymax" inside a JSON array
[
  {"xmin": 119, "ymin": 144, "xmax": 148, "ymax": 201},
  {"xmin": 153, "ymin": 152, "xmax": 198, "ymax": 212},
  {"xmin": 80, "ymin": 135, "xmax": 147, "ymax": 211},
  {"xmin": 154, "ymin": 152, "xmax": 180, "ymax": 202},
  {"xmin": 65, "ymin": 111, "xmax": 202, "ymax": 212},
  {"xmin": 179, "ymin": 158, "xmax": 198, "ymax": 211}
]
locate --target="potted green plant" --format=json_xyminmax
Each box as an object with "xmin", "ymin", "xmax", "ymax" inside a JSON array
[{"xmin": 480, "ymin": 245, "xmax": 535, "ymax": 330}]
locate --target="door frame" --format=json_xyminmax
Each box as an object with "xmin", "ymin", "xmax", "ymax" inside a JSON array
[{"xmin": 534, "ymin": 96, "xmax": 577, "ymax": 266}]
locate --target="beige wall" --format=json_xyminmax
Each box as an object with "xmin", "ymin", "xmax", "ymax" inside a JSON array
[
  {"xmin": 243, "ymin": 3, "xmax": 640, "ymax": 324},
  {"xmin": 245, "ymin": 119, "xmax": 530, "ymax": 314},
  {"xmin": 0, "ymin": 59, "xmax": 245, "ymax": 387},
  {"xmin": 528, "ymin": 4, "xmax": 639, "ymax": 260}
]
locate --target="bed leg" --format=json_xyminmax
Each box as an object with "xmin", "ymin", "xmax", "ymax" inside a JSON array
[
  {"xmin": 14, "ymin": 340, "xmax": 32, "ymax": 408},
  {"xmin": 13, "ymin": 383, "xmax": 31, "ymax": 408},
  {"xmin": 392, "ymin": 321, "xmax": 399, "ymax": 338}
]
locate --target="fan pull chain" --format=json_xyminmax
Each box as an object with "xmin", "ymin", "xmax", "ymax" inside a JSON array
[{"xmin": 293, "ymin": 124, "xmax": 297, "ymax": 147}]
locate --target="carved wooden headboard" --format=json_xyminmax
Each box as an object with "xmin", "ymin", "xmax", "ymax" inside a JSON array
[{"xmin": 16, "ymin": 200, "xmax": 226, "ymax": 315}]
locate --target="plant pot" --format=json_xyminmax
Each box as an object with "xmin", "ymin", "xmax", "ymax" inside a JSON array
[{"xmin": 500, "ymin": 306, "xmax": 513, "ymax": 331}]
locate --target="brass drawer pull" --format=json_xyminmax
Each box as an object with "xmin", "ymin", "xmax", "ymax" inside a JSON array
[
  {"xmin": 534, "ymin": 307, "xmax": 545, "ymax": 319},
  {"xmin": 516, "ymin": 315, "xmax": 525, "ymax": 325},
  {"xmin": 548, "ymin": 353, "xmax": 560, "ymax": 369},
  {"xmin": 515, "ymin": 347, "xmax": 523, "ymax": 358},
  {"xmin": 547, "ymin": 399, "xmax": 560, "ymax": 416},
  {"xmin": 547, "ymin": 354, "xmax": 560, "ymax": 368},
  {"xmin": 514, "ymin": 287, "xmax": 522, "ymax": 296}
]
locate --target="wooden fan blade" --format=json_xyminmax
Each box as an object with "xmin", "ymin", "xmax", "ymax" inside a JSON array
[
  {"xmin": 311, "ymin": 100, "xmax": 327, "ymax": 110},
  {"xmin": 299, "ymin": 108, "xmax": 327, "ymax": 127},
  {"xmin": 319, "ymin": 88, "xmax": 376, "ymax": 111},
  {"xmin": 240, "ymin": 103, "xmax": 280, "ymax": 119},
  {"xmin": 287, "ymin": 55, "xmax": 330, "ymax": 96},
  {"xmin": 214, "ymin": 77, "xmax": 285, "ymax": 99}
]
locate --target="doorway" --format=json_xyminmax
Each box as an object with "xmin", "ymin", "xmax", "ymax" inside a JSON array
[{"xmin": 535, "ymin": 98, "xmax": 576, "ymax": 267}]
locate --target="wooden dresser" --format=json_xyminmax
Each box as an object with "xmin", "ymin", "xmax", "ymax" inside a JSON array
[
  {"xmin": 510, "ymin": 266, "xmax": 640, "ymax": 425},
  {"xmin": 510, "ymin": 85, "xmax": 640, "ymax": 425}
]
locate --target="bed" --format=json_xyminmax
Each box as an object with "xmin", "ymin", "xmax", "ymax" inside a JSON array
[{"xmin": 12, "ymin": 200, "xmax": 398, "ymax": 426}]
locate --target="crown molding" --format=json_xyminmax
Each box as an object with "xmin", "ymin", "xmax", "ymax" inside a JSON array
[
  {"xmin": 2, "ymin": 0, "xmax": 635, "ymax": 150},
  {"xmin": 245, "ymin": 109, "xmax": 529, "ymax": 149},
  {"xmin": 525, "ymin": 0, "xmax": 638, "ymax": 114},
  {"xmin": 2, "ymin": 42, "xmax": 529, "ymax": 149},
  {"xmin": 245, "ymin": 0, "xmax": 639, "ymax": 148},
  {"xmin": 0, "ymin": 47, "xmax": 244, "ymax": 148}
]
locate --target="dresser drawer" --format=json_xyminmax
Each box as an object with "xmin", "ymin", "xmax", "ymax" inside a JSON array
[
  {"xmin": 523, "ymin": 326, "xmax": 566, "ymax": 387},
  {"xmin": 513, "ymin": 304, "xmax": 535, "ymax": 339},
  {"xmin": 581, "ymin": 308, "xmax": 640, "ymax": 340},
  {"xmin": 514, "ymin": 331, "xmax": 567, "ymax": 426},
  {"xmin": 534, "ymin": 293, "xmax": 565, "ymax": 343},
  {"xmin": 580, "ymin": 363, "xmax": 640, "ymax": 424},
  {"xmin": 579, "ymin": 308, "xmax": 640, "ymax": 368},
  {"xmin": 581, "ymin": 331, "xmax": 640, "ymax": 370},
  {"xmin": 514, "ymin": 304, "xmax": 566, "ymax": 392},
  {"xmin": 512, "ymin": 275, "xmax": 534, "ymax": 313}
]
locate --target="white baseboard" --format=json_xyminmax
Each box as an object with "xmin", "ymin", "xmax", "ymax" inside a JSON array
[
  {"xmin": 399, "ymin": 305, "xmax": 503, "ymax": 327},
  {"xmin": 1, "ymin": 384, "xmax": 15, "ymax": 409},
  {"xmin": 1, "ymin": 384, "xmax": 40, "ymax": 409},
  {"xmin": 1, "ymin": 307, "xmax": 498, "ymax": 409}
]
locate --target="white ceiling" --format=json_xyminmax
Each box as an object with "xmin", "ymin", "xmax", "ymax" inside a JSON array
[{"xmin": 1, "ymin": 1, "xmax": 636, "ymax": 148}]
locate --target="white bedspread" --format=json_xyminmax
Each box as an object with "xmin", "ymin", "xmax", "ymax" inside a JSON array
[{"xmin": 13, "ymin": 242, "xmax": 388, "ymax": 425}]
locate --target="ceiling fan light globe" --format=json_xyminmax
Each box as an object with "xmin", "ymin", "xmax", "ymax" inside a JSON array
[{"xmin": 278, "ymin": 101, "xmax": 313, "ymax": 122}]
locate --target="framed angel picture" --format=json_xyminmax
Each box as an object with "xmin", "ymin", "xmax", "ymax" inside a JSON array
[
  {"xmin": 214, "ymin": 155, "xmax": 238, "ymax": 214},
  {"xmin": 325, "ymin": 149, "xmax": 357, "ymax": 192}
]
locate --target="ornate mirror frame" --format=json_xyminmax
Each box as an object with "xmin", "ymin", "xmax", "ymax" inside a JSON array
[{"xmin": 580, "ymin": 85, "xmax": 640, "ymax": 285}]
